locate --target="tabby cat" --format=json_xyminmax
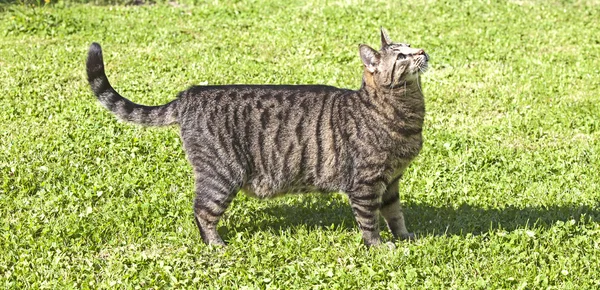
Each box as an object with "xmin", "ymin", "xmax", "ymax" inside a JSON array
[{"xmin": 86, "ymin": 28, "xmax": 429, "ymax": 247}]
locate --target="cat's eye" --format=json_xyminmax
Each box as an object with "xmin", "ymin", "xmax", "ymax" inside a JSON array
[{"xmin": 397, "ymin": 53, "xmax": 406, "ymax": 60}]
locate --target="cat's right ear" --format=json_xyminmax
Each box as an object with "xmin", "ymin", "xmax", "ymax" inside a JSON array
[
  {"xmin": 359, "ymin": 44, "xmax": 380, "ymax": 73},
  {"xmin": 380, "ymin": 27, "xmax": 392, "ymax": 48}
]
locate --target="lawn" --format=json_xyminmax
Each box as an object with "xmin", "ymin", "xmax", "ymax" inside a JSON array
[{"xmin": 1, "ymin": 0, "xmax": 599, "ymax": 288}]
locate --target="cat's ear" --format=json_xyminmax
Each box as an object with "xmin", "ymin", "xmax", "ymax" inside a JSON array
[
  {"xmin": 380, "ymin": 27, "xmax": 393, "ymax": 48},
  {"xmin": 359, "ymin": 44, "xmax": 380, "ymax": 73}
]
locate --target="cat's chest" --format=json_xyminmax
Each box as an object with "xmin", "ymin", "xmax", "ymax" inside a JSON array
[
  {"xmin": 372, "ymin": 125, "xmax": 423, "ymax": 155},
  {"xmin": 385, "ymin": 139, "xmax": 421, "ymax": 181}
]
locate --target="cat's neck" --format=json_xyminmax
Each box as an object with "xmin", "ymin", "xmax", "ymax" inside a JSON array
[
  {"xmin": 353, "ymin": 71, "xmax": 425, "ymax": 131},
  {"xmin": 359, "ymin": 73, "xmax": 424, "ymax": 105}
]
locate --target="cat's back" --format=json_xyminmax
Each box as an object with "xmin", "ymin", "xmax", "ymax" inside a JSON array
[
  {"xmin": 178, "ymin": 84, "xmax": 353, "ymax": 105},
  {"xmin": 176, "ymin": 84, "xmax": 354, "ymax": 130}
]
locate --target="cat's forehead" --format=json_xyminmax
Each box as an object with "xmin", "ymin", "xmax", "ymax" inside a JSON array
[{"xmin": 386, "ymin": 43, "xmax": 411, "ymax": 50}]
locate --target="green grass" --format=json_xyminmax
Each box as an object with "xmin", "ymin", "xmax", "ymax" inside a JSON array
[{"xmin": 1, "ymin": 0, "xmax": 600, "ymax": 288}]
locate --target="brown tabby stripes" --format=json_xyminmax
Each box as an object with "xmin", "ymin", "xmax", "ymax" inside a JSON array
[{"xmin": 86, "ymin": 27, "xmax": 428, "ymax": 247}]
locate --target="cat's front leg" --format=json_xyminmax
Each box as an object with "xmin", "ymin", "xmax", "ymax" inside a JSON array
[
  {"xmin": 380, "ymin": 176, "xmax": 414, "ymax": 241},
  {"xmin": 347, "ymin": 187, "xmax": 384, "ymax": 246}
]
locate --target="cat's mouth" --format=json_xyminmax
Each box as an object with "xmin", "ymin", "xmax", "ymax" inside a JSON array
[{"xmin": 411, "ymin": 52, "xmax": 429, "ymax": 74}]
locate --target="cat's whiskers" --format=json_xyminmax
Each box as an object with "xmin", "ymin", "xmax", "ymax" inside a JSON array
[{"xmin": 416, "ymin": 72, "xmax": 423, "ymax": 94}]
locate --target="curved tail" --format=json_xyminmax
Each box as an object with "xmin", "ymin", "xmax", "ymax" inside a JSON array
[{"xmin": 86, "ymin": 42, "xmax": 179, "ymax": 126}]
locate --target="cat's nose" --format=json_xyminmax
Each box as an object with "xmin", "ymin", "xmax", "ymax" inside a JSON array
[{"xmin": 416, "ymin": 49, "xmax": 429, "ymax": 61}]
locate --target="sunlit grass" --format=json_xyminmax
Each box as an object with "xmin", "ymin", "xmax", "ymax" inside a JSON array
[{"xmin": 1, "ymin": 0, "xmax": 599, "ymax": 288}]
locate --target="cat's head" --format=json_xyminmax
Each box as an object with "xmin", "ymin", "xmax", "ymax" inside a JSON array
[{"xmin": 360, "ymin": 27, "xmax": 428, "ymax": 89}]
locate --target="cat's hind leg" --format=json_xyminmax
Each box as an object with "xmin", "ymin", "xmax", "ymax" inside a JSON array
[
  {"xmin": 189, "ymin": 151, "xmax": 243, "ymax": 246},
  {"xmin": 192, "ymin": 170, "xmax": 239, "ymax": 246}
]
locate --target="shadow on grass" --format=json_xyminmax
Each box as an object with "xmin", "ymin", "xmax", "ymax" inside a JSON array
[
  {"xmin": 404, "ymin": 202, "xmax": 600, "ymax": 236},
  {"xmin": 224, "ymin": 195, "xmax": 600, "ymax": 239}
]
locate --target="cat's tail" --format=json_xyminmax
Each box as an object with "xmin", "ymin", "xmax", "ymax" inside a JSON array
[{"xmin": 86, "ymin": 42, "xmax": 179, "ymax": 126}]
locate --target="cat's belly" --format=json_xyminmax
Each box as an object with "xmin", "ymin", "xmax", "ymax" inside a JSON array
[{"xmin": 241, "ymin": 182, "xmax": 323, "ymax": 199}]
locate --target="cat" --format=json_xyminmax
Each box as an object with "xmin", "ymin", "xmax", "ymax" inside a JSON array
[{"xmin": 86, "ymin": 28, "xmax": 428, "ymax": 247}]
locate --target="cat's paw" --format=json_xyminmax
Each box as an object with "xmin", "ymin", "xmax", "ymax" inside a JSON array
[
  {"xmin": 385, "ymin": 241, "xmax": 397, "ymax": 249},
  {"xmin": 366, "ymin": 241, "xmax": 397, "ymax": 250},
  {"xmin": 400, "ymin": 232, "xmax": 416, "ymax": 241}
]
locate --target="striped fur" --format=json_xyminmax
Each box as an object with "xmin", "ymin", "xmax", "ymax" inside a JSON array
[
  {"xmin": 86, "ymin": 28, "xmax": 428, "ymax": 247},
  {"xmin": 87, "ymin": 43, "xmax": 179, "ymax": 126}
]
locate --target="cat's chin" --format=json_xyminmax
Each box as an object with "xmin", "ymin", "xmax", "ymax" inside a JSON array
[{"xmin": 401, "ymin": 72, "xmax": 421, "ymax": 83}]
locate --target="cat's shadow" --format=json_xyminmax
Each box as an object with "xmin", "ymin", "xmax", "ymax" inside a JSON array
[{"xmin": 222, "ymin": 194, "xmax": 599, "ymax": 239}]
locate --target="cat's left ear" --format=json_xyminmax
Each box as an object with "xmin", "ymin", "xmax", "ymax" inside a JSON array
[
  {"xmin": 359, "ymin": 44, "xmax": 380, "ymax": 73},
  {"xmin": 380, "ymin": 27, "xmax": 393, "ymax": 48}
]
